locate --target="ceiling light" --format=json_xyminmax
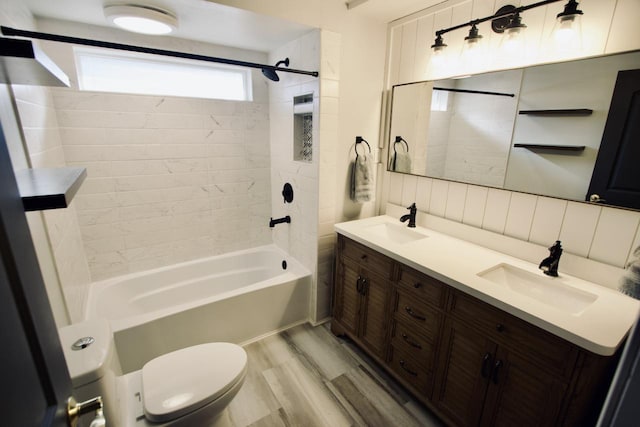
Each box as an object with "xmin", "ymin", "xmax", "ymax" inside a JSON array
[{"xmin": 104, "ymin": 5, "xmax": 178, "ymax": 35}]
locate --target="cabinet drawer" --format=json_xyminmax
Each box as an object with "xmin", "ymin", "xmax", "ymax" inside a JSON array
[
  {"xmin": 450, "ymin": 291, "xmax": 578, "ymax": 378},
  {"xmin": 397, "ymin": 266, "xmax": 445, "ymax": 308},
  {"xmin": 388, "ymin": 345, "xmax": 432, "ymax": 396},
  {"xmin": 340, "ymin": 237, "xmax": 394, "ymax": 279},
  {"xmin": 394, "ymin": 291, "xmax": 441, "ymax": 341},
  {"xmin": 391, "ymin": 320, "xmax": 436, "ymax": 365}
]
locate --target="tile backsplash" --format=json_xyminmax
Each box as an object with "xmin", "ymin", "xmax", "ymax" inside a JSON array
[{"xmin": 386, "ymin": 173, "xmax": 640, "ymax": 270}]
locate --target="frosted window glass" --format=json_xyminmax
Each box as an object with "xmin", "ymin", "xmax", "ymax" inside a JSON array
[{"xmin": 75, "ymin": 47, "xmax": 252, "ymax": 101}]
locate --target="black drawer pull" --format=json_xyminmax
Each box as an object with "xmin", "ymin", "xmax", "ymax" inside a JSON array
[
  {"xmin": 361, "ymin": 254, "xmax": 368, "ymax": 261},
  {"xmin": 493, "ymin": 360, "xmax": 503, "ymax": 384},
  {"xmin": 413, "ymin": 282, "xmax": 422, "ymax": 289},
  {"xmin": 401, "ymin": 333, "xmax": 422, "ymax": 349},
  {"xmin": 399, "ymin": 360, "xmax": 418, "ymax": 377},
  {"xmin": 481, "ymin": 352, "xmax": 492, "ymax": 378},
  {"xmin": 496, "ymin": 323, "xmax": 504, "ymax": 332},
  {"xmin": 356, "ymin": 276, "xmax": 363, "ymax": 294},
  {"xmin": 404, "ymin": 306, "xmax": 426, "ymax": 321}
]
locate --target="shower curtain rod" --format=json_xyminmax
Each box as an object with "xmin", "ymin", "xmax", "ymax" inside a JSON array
[
  {"xmin": 433, "ymin": 87, "xmax": 514, "ymax": 97},
  {"xmin": 0, "ymin": 26, "xmax": 320, "ymax": 78}
]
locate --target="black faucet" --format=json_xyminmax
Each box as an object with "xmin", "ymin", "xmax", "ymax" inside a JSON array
[
  {"xmin": 399, "ymin": 203, "xmax": 417, "ymax": 228},
  {"xmin": 539, "ymin": 240, "xmax": 562, "ymax": 277},
  {"xmin": 269, "ymin": 215, "xmax": 291, "ymax": 228}
]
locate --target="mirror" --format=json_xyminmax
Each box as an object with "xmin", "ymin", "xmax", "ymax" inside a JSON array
[{"xmin": 388, "ymin": 50, "xmax": 640, "ymax": 206}]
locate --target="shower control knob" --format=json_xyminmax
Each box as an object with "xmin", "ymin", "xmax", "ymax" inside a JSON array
[{"xmin": 589, "ymin": 194, "xmax": 605, "ymax": 203}]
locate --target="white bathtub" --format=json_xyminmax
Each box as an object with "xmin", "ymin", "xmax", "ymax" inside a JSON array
[{"xmin": 85, "ymin": 244, "xmax": 311, "ymax": 373}]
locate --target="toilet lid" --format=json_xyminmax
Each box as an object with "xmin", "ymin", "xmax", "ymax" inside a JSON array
[{"xmin": 142, "ymin": 342, "xmax": 247, "ymax": 423}]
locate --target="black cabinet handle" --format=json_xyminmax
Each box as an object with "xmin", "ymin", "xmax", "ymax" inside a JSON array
[
  {"xmin": 356, "ymin": 276, "xmax": 363, "ymax": 294},
  {"xmin": 399, "ymin": 360, "xmax": 418, "ymax": 377},
  {"xmin": 481, "ymin": 353, "xmax": 492, "ymax": 378},
  {"xmin": 401, "ymin": 333, "xmax": 422, "ymax": 349},
  {"xmin": 493, "ymin": 360, "xmax": 503, "ymax": 384},
  {"xmin": 404, "ymin": 306, "xmax": 426, "ymax": 321},
  {"xmin": 361, "ymin": 278, "xmax": 368, "ymax": 296},
  {"xmin": 496, "ymin": 324, "xmax": 504, "ymax": 332},
  {"xmin": 413, "ymin": 282, "xmax": 422, "ymax": 289}
]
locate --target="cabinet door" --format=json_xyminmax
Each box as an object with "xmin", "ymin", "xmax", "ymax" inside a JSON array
[
  {"xmin": 359, "ymin": 268, "xmax": 391, "ymax": 359},
  {"xmin": 334, "ymin": 257, "xmax": 362, "ymax": 336},
  {"xmin": 434, "ymin": 319, "xmax": 496, "ymax": 427},
  {"xmin": 480, "ymin": 347, "xmax": 567, "ymax": 427}
]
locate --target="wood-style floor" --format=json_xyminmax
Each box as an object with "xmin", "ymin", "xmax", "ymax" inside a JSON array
[{"xmin": 227, "ymin": 322, "xmax": 444, "ymax": 427}]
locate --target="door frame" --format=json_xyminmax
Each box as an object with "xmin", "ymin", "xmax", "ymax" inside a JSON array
[{"xmin": 0, "ymin": 119, "xmax": 73, "ymax": 426}]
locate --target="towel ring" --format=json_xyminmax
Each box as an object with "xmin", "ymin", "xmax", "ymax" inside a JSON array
[
  {"xmin": 354, "ymin": 136, "xmax": 371, "ymax": 161},
  {"xmin": 394, "ymin": 136, "xmax": 409, "ymax": 154}
]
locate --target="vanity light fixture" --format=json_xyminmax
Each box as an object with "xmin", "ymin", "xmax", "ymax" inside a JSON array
[
  {"xmin": 552, "ymin": 0, "xmax": 583, "ymax": 49},
  {"xmin": 431, "ymin": 0, "xmax": 583, "ymax": 55},
  {"xmin": 104, "ymin": 4, "xmax": 178, "ymax": 35}
]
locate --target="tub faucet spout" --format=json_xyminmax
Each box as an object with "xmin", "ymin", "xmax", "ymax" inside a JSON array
[
  {"xmin": 400, "ymin": 203, "xmax": 417, "ymax": 228},
  {"xmin": 269, "ymin": 215, "xmax": 291, "ymax": 228},
  {"xmin": 539, "ymin": 240, "xmax": 562, "ymax": 277}
]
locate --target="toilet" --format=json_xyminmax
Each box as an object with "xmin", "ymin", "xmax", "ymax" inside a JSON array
[{"xmin": 58, "ymin": 319, "xmax": 247, "ymax": 427}]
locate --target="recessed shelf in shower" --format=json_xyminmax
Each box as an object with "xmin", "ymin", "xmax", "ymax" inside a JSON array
[{"xmin": 293, "ymin": 93, "xmax": 313, "ymax": 163}]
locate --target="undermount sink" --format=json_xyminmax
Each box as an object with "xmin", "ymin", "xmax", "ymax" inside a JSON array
[
  {"xmin": 478, "ymin": 263, "xmax": 598, "ymax": 315},
  {"xmin": 365, "ymin": 222, "xmax": 428, "ymax": 244}
]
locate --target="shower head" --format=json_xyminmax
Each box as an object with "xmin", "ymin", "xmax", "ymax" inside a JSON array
[{"xmin": 262, "ymin": 57, "xmax": 289, "ymax": 82}]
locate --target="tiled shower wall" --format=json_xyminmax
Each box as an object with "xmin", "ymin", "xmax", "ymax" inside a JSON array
[
  {"xmin": 267, "ymin": 29, "xmax": 341, "ymax": 323},
  {"xmin": 54, "ymin": 91, "xmax": 272, "ymax": 280}
]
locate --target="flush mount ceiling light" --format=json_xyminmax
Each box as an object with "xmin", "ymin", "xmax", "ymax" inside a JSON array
[{"xmin": 104, "ymin": 5, "xmax": 178, "ymax": 35}]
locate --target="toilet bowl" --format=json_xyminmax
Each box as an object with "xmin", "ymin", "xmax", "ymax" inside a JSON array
[{"xmin": 58, "ymin": 319, "xmax": 247, "ymax": 427}]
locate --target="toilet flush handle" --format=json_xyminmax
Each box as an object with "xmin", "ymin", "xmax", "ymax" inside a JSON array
[{"xmin": 67, "ymin": 396, "xmax": 105, "ymax": 427}]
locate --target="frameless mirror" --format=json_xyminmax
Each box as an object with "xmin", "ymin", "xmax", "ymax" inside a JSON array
[{"xmin": 388, "ymin": 50, "xmax": 640, "ymax": 208}]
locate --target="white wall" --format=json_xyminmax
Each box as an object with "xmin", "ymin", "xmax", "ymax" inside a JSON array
[
  {"xmin": 1, "ymin": 1, "xmax": 90, "ymax": 325},
  {"xmin": 382, "ymin": 0, "xmax": 640, "ymax": 274}
]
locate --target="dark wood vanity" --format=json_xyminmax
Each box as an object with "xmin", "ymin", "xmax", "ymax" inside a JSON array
[{"xmin": 332, "ymin": 234, "xmax": 619, "ymax": 427}]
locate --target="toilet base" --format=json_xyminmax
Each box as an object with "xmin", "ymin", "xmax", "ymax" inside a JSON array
[{"xmin": 116, "ymin": 370, "xmax": 244, "ymax": 427}]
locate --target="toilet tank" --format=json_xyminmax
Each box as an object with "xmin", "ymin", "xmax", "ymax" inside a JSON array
[{"xmin": 58, "ymin": 319, "xmax": 122, "ymax": 426}]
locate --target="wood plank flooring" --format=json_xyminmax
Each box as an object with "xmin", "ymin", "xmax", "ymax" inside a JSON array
[{"xmin": 227, "ymin": 323, "xmax": 444, "ymax": 427}]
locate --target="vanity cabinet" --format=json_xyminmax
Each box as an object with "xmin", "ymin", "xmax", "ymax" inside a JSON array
[
  {"xmin": 332, "ymin": 236, "xmax": 394, "ymax": 359},
  {"xmin": 434, "ymin": 291, "xmax": 574, "ymax": 427},
  {"xmin": 332, "ymin": 235, "xmax": 618, "ymax": 427}
]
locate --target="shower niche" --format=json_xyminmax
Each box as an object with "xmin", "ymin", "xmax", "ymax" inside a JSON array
[{"xmin": 293, "ymin": 93, "xmax": 313, "ymax": 162}]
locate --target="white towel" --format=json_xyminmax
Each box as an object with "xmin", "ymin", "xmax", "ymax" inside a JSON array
[
  {"xmin": 620, "ymin": 246, "xmax": 640, "ymax": 300},
  {"xmin": 390, "ymin": 152, "xmax": 412, "ymax": 173},
  {"xmin": 350, "ymin": 154, "xmax": 374, "ymax": 203}
]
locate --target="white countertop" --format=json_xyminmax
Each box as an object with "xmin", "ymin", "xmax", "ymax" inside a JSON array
[{"xmin": 335, "ymin": 215, "xmax": 639, "ymax": 356}]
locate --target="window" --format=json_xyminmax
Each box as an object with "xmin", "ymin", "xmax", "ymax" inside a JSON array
[
  {"xmin": 74, "ymin": 47, "xmax": 252, "ymax": 101},
  {"xmin": 431, "ymin": 89, "xmax": 449, "ymax": 111}
]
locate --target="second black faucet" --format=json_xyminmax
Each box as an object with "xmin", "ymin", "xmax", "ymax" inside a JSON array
[{"xmin": 400, "ymin": 203, "xmax": 417, "ymax": 228}]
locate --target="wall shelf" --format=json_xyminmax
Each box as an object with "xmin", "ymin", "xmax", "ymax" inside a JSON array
[
  {"xmin": 0, "ymin": 37, "xmax": 70, "ymax": 87},
  {"xmin": 514, "ymin": 143, "xmax": 585, "ymax": 152},
  {"xmin": 16, "ymin": 167, "xmax": 86, "ymax": 211},
  {"xmin": 518, "ymin": 109, "xmax": 593, "ymax": 116}
]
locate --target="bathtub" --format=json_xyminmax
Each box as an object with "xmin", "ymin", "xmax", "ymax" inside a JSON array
[{"xmin": 84, "ymin": 244, "xmax": 311, "ymax": 373}]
